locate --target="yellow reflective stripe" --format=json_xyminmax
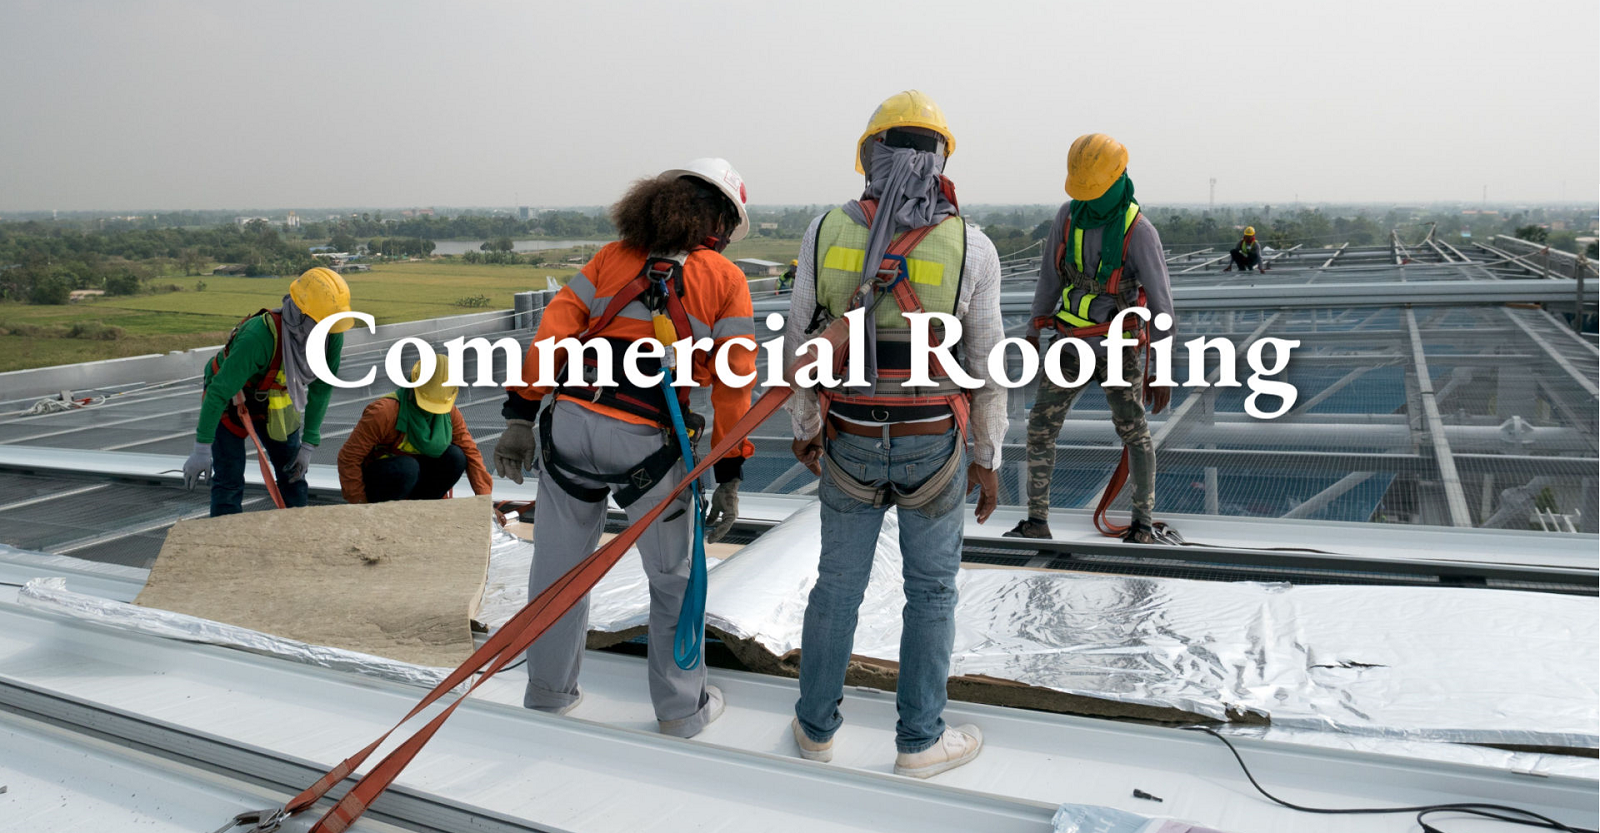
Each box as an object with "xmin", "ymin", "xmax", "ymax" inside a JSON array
[
  {"xmin": 822, "ymin": 245, "xmax": 865, "ymax": 274},
  {"xmin": 1072, "ymin": 228, "xmax": 1084, "ymax": 272},
  {"xmin": 1076, "ymin": 292, "xmax": 1094, "ymax": 320},
  {"xmin": 822, "ymin": 246, "xmax": 945, "ymax": 286}
]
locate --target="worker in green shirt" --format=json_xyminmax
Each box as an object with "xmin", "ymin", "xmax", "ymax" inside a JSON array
[{"xmin": 182, "ymin": 267, "xmax": 354, "ymax": 516}]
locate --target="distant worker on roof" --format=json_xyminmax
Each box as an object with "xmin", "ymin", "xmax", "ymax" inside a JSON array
[
  {"xmin": 777, "ymin": 258, "xmax": 797, "ymax": 294},
  {"xmin": 1008, "ymin": 133, "xmax": 1176, "ymax": 543},
  {"xmin": 785, "ymin": 90, "xmax": 1002, "ymax": 778},
  {"xmin": 1226, "ymin": 226, "xmax": 1269, "ymax": 273},
  {"xmin": 496, "ymin": 158, "xmax": 757, "ymax": 739},
  {"xmin": 181, "ymin": 267, "xmax": 351, "ymax": 516},
  {"xmin": 336, "ymin": 353, "xmax": 493, "ymax": 506}
]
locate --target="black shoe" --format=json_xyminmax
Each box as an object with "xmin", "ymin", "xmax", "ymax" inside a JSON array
[
  {"xmin": 1122, "ymin": 521, "xmax": 1159, "ymax": 544},
  {"xmin": 1002, "ymin": 518, "xmax": 1053, "ymax": 539}
]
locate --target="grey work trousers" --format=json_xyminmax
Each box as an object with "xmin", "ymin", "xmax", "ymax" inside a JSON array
[{"xmin": 523, "ymin": 399, "xmax": 714, "ymax": 737}]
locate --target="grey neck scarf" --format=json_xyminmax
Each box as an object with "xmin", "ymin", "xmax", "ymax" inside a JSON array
[
  {"xmin": 840, "ymin": 141, "xmax": 959, "ymax": 387},
  {"xmin": 277, "ymin": 295, "xmax": 317, "ymax": 414}
]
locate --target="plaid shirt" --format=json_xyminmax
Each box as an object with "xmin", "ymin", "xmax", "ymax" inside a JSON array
[{"xmin": 783, "ymin": 212, "xmax": 1008, "ymax": 469}]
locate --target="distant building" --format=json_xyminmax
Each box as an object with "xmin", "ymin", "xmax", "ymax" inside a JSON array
[
  {"xmin": 733, "ymin": 258, "xmax": 783, "ymax": 277},
  {"xmin": 234, "ymin": 216, "xmax": 270, "ymax": 226},
  {"xmin": 212, "ymin": 265, "xmax": 249, "ymax": 276},
  {"xmin": 285, "ymin": 211, "xmax": 300, "ymax": 228},
  {"xmin": 331, "ymin": 263, "xmax": 371, "ymax": 274},
  {"xmin": 758, "ymin": 222, "xmax": 778, "ymax": 231},
  {"xmin": 519, "ymin": 206, "xmax": 531, "ymax": 220}
]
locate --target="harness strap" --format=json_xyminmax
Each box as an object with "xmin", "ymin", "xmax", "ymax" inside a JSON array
[
  {"xmin": 536, "ymin": 405, "xmax": 691, "ymax": 509},
  {"xmin": 215, "ymin": 310, "xmax": 288, "ymax": 439},
  {"xmin": 823, "ymin": 202, "xmax": 969, "ymax": 433},
  {"xmin": 231, "ymin": 392, "xmax": 287, "ymax": 510}
]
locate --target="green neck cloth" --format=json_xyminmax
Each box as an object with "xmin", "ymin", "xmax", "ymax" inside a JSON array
[
  {"xmin": 393, "ymin": 388, "xmax": 452, "ymax": 458},
  {"xmin": 1068, "ymin": 172, "xmax": 1135, "ymax": 282}
]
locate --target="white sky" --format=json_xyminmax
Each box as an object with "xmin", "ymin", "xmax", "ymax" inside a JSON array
[{"xmin": 1, "ymin": 0, "xmax": 1595, "ymax": 211}]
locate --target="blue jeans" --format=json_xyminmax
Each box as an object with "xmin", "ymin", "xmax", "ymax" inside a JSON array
[
  {"xmin": 209, "ymin": 422, "xmax": 308, "ymax": 517},
  {"xmin": 795, "ymin": 429, "xmax": 966, "ymax": 754}
]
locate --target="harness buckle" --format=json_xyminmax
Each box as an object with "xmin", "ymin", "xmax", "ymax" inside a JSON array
[
  {"xmin": 212, "ymin": 807, "xmax": 286, "ymax": 833},
  {"xmin": 873, "ymin": 253, "xmax": 909, "ymax": 288},
  {"xmin": 870, "ymin": 407, "xmax": 890, "ymax": 422}
]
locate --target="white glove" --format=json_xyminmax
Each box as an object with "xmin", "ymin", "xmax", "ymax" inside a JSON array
[
  {"xmin": 703, "ymin": 478, "xmax": 740, "ymax": 544},
  {"xmin": 494, "ymin": 419, "xmax": 538, "ymax": 484},
  {"xmin": 182, "ymin": 442, "xmax": 212, "ymax": 491}
]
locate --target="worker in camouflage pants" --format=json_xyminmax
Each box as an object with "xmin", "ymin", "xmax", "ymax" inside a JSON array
[
  {"xmin": 1021, "ymin": 347, "xmax": 1154, "ymax": 530},
  {"xmin": 1008, "ymin": 133, "xmax": 1175, "ymax": 543}
]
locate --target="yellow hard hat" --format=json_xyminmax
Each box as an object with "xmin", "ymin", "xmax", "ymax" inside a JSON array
[
  {"xmin": 409, "ymin": 356, "xmax": 458, "ymax": 414},
  {"xmin": 1064, "ymin": 133, "xmax": 1129, "ymax": 201},
  {"xmin": 1243, "ymin": 226, "xmax": 1256, "ymax": 236},
  {"xmin": 288, "ymin": 267, "xmax": 354, "ymax": 333},
  {"xmin": 790, "ymin": 259, "xmax": 799, "ymax": 266},
  {"xmin": 855, "ymin": 90, "xmax": 956, "ymax": 175}
]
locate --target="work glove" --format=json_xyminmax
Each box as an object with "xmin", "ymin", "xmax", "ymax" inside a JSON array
[
  {"xmin": 966, "ymin": 462, "xmax": 999, "ymax": 524},
  {"xmin": 494, "ymin": 419, "xmax": 538, "ymax": 484},
  {"xmin": 283, "ymin": 442, "xmax": 316, "ymax": 482},
  {"xmin": 182, "ymin": 442, "xmax": 212, "ymax": 491},
  {"xmin": 703, "ymin": 479, "xmax": 740, "ymax": 544}
]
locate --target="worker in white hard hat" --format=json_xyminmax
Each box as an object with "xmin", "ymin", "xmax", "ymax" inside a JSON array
[
  {"xmin": 496, "ymin": 159, "xmax": 757, "ymax": 738},
  {"xmin": 784, "ymin": 90, "xmax": 1003, "ymax": 778},
  {"xmin": 181, "ymin": 267, "xmax": 352, "ymax": 516},
  {"xmin": 336, "ymin": 354, "xmax": 494, "ymax": 505},
  {"xmin": 1226, "ymin": 226, "xmax": 1269, "ymax": 273}
]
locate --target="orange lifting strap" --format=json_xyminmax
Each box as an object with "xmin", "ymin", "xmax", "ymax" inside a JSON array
[{"xmin": 248, "ymin": 318, "xmax": 853, "ymax": 833}]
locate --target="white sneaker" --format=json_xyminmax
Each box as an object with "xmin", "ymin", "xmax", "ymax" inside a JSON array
[
  {"xmin": 791, "ymin": 718, "xmax": 833, "ymax": 762},
  {"xmin": 551, "ymin": 688, "xmax": 583, "ymax": 716},
  {"xmin": 658, "ymin": 684, "xmax": 725, "ymax": 738},
  {"xmin": 893, "ymin": 724, "xmax": 983, "ymax": 779}
]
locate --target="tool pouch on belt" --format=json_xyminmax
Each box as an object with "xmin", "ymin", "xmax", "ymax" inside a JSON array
[{"xmin": 821, "ymin": 437, "xmax": 964, "ymax": 510}]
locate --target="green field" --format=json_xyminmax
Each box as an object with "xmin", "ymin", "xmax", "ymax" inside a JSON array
[
  {"xmin": 0, "ymin": 238, "xmax": 816, "ymax": 374},
  {"xmin": 0, "ymin": 260, "xmax": 580, "ymax": 373}
]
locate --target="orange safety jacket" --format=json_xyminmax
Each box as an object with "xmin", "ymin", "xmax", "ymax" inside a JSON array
[
  {"xmin": 506, "ymin": 242, "xmax": 757, "ymax": 479},
  {"xmin": 336, "ymin": 397, "xmax": 493, "ymax": 504}
]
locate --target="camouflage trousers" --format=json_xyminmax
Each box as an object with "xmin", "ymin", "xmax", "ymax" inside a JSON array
[{"xmin": 1024, "ymin": 346, "xmax": 1155, "ymax": 524}]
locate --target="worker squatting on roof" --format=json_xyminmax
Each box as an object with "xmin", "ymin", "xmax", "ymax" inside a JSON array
[
  {"xmin": 335, "ymin": 352, "xmax": 496, "ymax": 507},
  {"xmin": 1227, "ymin": 226, "xmax": 1270, "ymax": 273},
  {"xmin": 495, "ymin": 158, "xmax": 756, "ymax": 739},
  {"xmin": 1009, "ymin": 133, "xmax": 1180, "ymax": 544},
  {"xmin": 783, "ymin": 90, "xmax": 1002, "ymax": 778},
  {"xmin": 181, "ymin": 266, "xmax": 352, "ymax": 516}
]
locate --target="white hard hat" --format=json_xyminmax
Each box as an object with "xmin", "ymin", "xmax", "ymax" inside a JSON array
[{"xmin": 661, "ymin": 157, "xmax": 750, "ymax": 243}]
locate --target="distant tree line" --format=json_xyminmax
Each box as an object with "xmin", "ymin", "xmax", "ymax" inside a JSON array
[{"xmin": 0, "ymin": 219, "xmax": 317, "ymax": 304}]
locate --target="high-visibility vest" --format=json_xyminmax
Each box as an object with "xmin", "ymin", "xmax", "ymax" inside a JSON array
[
  {"xmin": 1240, "ymin": 238, "xmax": 1258, "ymax": 256},
  {"xmin": 209, "ymin": 310, "xmax": 301, "ymax": 442},
  {"xmin": 813, "ymin": 206, "xmax": 969, "ymax": 423},
  {"xmin": 1055, "ymin": 201, "xmax": 1142, "ymax": 332}
]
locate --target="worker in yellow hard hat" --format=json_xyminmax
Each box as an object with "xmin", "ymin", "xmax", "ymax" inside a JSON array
[
  {"xmin": 777, "ymin": 258, "xmax": 797, "ymax": 294},
  {"xmin": 1011, "ymin": 133, "xmax": 1177, "ymax": 544},
  {"xmin": 1226, "ymin": 226, "xmax": 1269, "ymax": 273},
  {"xmin": 336, "ymin": 354, "xmax": 493, "ymax": 505},
  {"xmin": 182, "ymin": 266, "xmax": 353, "ymax": 516},
  {"xmin": 785, "ymin": 89, "xmax": 1000, "ymax": 778}
]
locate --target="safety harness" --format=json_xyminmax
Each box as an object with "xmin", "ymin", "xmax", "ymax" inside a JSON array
[
  {"xmin": 537, "ymin": 253, "xmax": 705, "ymax": 510},
  {"xmin": 1029, "ymin": 206, "xmax": 1175, "ymax": 540},
  {"xmin": 808, "ymin": 200, "xmax": 973, "ymax": 509},
  {"xmin": 220, "ymin": 319, "xmax": 850, "ymax": 833}
]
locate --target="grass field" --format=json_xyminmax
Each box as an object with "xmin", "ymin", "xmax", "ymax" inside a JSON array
[
  {"xmin": 0, "ymin": 237, "xmax": 814, "ymax": 374},
  {"xmin": 0, "ymin": 260, "xmax": 581, "ymax": 373}
]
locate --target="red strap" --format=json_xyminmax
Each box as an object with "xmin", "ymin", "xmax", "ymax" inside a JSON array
[
  {"xmin": 581, "ymin": 274, "xmax": 650, "ymax": 340},
  {"xmin": 289, "ymin": 322, "xmax": 861, "ymax": 833},
  {"xmin": 1092, "ymin": 447, "xmax": 1132, "ymax": 536},
  {"xmin": 232, "ymin": 392, "xmax": 286, "ymax": 510}
]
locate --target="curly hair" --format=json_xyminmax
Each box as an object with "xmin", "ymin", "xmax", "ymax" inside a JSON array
[{"xmin": 610, "ymin": 175, "xmax": 738, "ymax": 254}]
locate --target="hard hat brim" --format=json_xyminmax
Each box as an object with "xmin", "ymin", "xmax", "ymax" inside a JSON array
[{"xmin": 413, "ymin": 391, "xmax": 456, "ymax": 414}]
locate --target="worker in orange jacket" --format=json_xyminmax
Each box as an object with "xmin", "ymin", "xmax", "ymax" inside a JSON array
[
  {"xmin": 336, "ymin": 355, "xmax": 494, "ymax": 505},
  {"xmin": 495, "ymin": 158, "xmax": 756, "ymax": 738}
]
